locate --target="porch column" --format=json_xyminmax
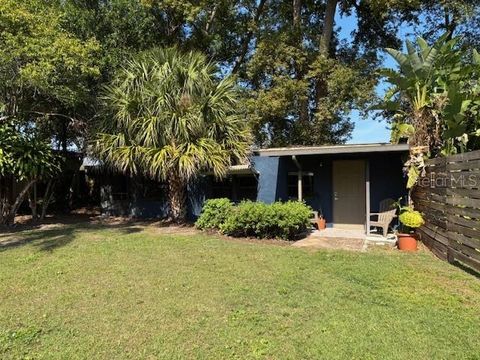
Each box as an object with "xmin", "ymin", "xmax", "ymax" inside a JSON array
[
  {"xmin": 292, "ymin": 156, "xmax": 303, "ymax": 201},
  {"xmin": 365, "ymin": 160, "xmax": 370, "ymax": 235},
  {"xmin": 297, "ymin": 171, "xmax": 303, "ymax": 201}
]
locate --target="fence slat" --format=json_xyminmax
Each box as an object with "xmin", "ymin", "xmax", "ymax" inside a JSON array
[
  {"xmin": 446, "ymin": 188, "xmax": 480, "ymax": 199},
  {"xmin": 446, "ymin": 196, "xmax": 480, "ymax": 209},
  {"xmin": 445, "ymin": 150, "xmax": 480, "ymax": 162},
  {"xmin": 448, "ymin": 248, "xmax": 480, "ymax": 272},
  {"xmin": 444, "ymin": 204, "xmax": 480, "ymax": 220},
  {"xmin": 446, "ymin": 230, "xmax": 480, "ymax": 250},
  {"xmin": 449, "ymin": 240, "xmax": 480, "ymax": 262},
  {"xmin": 447, "ymin": 159, "xmax": 480, "ymax": 171},
  {"xmin": 412, "ymin": 150, "xmax": 480, "ymax": 275}
]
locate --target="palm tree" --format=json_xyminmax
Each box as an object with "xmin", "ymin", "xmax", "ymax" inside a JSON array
[
  {"xmin": 380, "ymin": 34, "xmax": 480, "ymax": 155},
  {"xmin": 94, "ymin": 48, "xmax": 252, "ymax": 221},
  {"xmin": 380, "ymin": 34, "xmax": 449, "ymax": 151}
]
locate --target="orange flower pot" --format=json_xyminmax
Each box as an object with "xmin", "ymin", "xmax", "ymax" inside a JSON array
[
  {"xmin": 317, "ymin": 217, "xmax": 326, "ymax": 230},
  {"xmin": 397, "ymin": 233, "xmax": 417, "ymax": 251}
]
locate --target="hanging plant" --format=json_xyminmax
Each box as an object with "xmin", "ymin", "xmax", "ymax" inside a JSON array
[{"xmin": 403, "ymin": 152, "xmax": 426, "ymax": 189}]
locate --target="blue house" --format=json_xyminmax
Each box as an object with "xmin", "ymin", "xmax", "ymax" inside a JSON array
[{"xmin": 88, "ymin": 143, "xmax": 409, "ymax": 232}]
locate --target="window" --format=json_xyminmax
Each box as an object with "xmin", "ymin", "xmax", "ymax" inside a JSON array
[
  {"xmin": 211, "ymin": 177, "xmax": 233, "ymax": 199},
  {"xmin": 210, "ymin": 175, "xmax": 258, "ymax": 202},
  {"xmin": 235, "ymin": 175, "xmax": 258, "ymax": 201},
  {"xmin": 287, "ymin": 172, "xmax": 314, "ymax": 200}
]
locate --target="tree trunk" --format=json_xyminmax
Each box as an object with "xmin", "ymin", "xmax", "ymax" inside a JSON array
[
  {"xmin": 41, "ymin": 180, "xmax": 55, "ymax": 220},
  {"xmin": 232, "ymin": 0, "xmax": 268, "ymax": 73},
  {"xmin": 315, "ymin": 0, "xmax": 337, "ymax": 111},
  {"xmin": 205, "ymin": 3, "xmax": 219, "ymax": 34},
  {"xmin": 168, "ymin": 175, "xmax": 187, "ymax": 222},
  {"xmin": 293, "ymin": 0, "xmax": 301, "ymax": 28},
  {"xmin": 292, "ymin": 0, "xmax": 309, "ymax": 139},
  {"xmin": 319, "ymin": 0, "xmax": 337, "ymax": 57},
  {"xmin": 68, "ymin": 169, "xmax": 79, "ymax": 212},
  {"xmin": 28, "ymin": 182, "xmax": 38, "ymax": 221},
  {"xmin": 5, "ymin": 179, "xmax": 36, "ymax": 225}
]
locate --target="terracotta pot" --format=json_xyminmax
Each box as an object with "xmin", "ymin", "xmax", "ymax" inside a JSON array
[
  {"xmin": 317, "ymin": 217, "xmax": 326, "ymax": 230},
  {"xmin": 397, "ymin": 233, "xmax": 417, "ymax": 251}
]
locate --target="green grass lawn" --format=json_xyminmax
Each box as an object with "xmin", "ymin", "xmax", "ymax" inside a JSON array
[{"xmin": 1, "ymin": 222, "xmax": 479, "ymax": 359}]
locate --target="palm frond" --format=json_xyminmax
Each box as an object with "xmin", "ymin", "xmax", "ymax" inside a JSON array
[{"xmin": 93, "ymin": 47, "xmax": 252, "ymax": 185}]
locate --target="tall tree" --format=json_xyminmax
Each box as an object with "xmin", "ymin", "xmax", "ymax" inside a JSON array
[
  {"xmin": 94, "ymin": 48, "xmax": 251, "ymax": 221},
  {"xmin": 0, "ymin": 0, "xmax": 100, "ymax": 151},
  {"xmin": 0, "ymin": 121, "xmax": 59, "ymax": 225},
  {"xmin": 378, "ymin": 34, "xmax": 480, "ymax": 155}
]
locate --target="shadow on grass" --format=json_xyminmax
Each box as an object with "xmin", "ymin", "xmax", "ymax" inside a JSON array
[
  {"xmin": 451, "ymin": 260, "xmax": 480, "ymax": 280},
  {"xmin": 0, "ymin": 219, "xmax": 145, "ymax": 253}
]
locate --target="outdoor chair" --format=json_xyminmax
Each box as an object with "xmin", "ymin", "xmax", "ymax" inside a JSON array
[{"xmin": 368, "ymin": 198, "xmax": 397, "ymax": 237}]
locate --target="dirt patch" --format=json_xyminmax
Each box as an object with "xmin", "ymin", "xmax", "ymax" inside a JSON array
[{"xmin": 292, "ymin": 236, "xmax": 365, "ymax": 251}]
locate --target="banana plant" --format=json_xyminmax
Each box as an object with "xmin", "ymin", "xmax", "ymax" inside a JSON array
[{"xmin": 378, "ymin": 33, "xmax": 480, "ymax": 155}]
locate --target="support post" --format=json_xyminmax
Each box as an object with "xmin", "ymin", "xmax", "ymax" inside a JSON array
[
  {"xmin": 292, "ymin": 156, "xmax": 303, "ymax": 201},
  {"xmin": 365, "ymin": 160, "xmax": 370, "ymax": 235},
  {"xmin": 297, "ymin": 171, "xmax": 303, "ymax": 201}
]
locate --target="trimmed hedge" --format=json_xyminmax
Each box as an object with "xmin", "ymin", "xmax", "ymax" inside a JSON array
[
  {"xmin": 195, "ymin": 198, "xmax": 233, "ymax": 230},
  {"xmin": 196, "ymin": 199, "xmax": 312, "ymax": 240}
]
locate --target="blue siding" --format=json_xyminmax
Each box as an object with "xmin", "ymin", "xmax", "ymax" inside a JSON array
[
  {"xmin": 98, "ymin": 151, "xmax": 408, "ymax": 222},
  {"xmin": 369, "ymin": 153, "xmax": 407, "ymax": 212},
  {"xmin": 187, "ymin": 176, "xmax": 208, "ymax": 219},
  {"xmin": 252, "ymin": 156, "xmax": 281, "ymax": 203}
]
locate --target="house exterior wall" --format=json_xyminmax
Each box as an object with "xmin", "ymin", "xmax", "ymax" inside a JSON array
[
  {"xmin": 251, "ymin": 156, "xmax": 281, "ymax": 203},
  {"xmin": 95, "ymin": 151, "xmax": 407, "ymax": 222},
  {"xmin": 255, "ymin": 152, "xmax": 407, "ymax": 223},
  {"xmin": 368, "ymin": 153, "xmax": 407, "ymax": 212}
]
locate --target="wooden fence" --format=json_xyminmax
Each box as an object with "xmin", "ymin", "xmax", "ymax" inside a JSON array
[{"xmin": 412, "ymin": 150, "xmax": 480, "ymax": 273}]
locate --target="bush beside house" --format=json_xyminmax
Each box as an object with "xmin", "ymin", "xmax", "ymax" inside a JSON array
[
  {"xmin": 196, "ymin": 199, "xmax": 312, "ymax": 240},
  {"xmin": 195, "ymin": 198, "xmax": 234, "ymax": 230}
]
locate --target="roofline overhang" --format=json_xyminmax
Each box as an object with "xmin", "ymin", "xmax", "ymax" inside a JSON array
[{"xmin": 254, "ymin": 143, "xmax": 410, "ymax": 157}]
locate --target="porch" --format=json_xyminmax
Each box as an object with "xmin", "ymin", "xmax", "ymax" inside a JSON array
[
  {"xmin": 253, "ymin": 143, "xmax": 409, "ymax": 236},
  {"xmin": 292, "ymin": 226, "xmax": 398, "ymax": 251}
]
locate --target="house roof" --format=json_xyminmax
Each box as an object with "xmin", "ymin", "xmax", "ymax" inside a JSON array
[{"xmin": 254, "ymin": 143, "xmax": 409, "ymax": 157}]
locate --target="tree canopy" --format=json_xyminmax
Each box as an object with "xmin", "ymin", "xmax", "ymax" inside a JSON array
[
  {"xmin": 48, "ymin": 0, "xmax": 480, "ymax": 147},
  {"xmin": 1, "ymin": 0, "xmax": 479, "ymax": 224}
]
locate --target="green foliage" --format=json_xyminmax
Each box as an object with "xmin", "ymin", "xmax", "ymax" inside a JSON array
[
  {"xmin": 399, "ymin": 207, "xmax": 425, "ymax": 229},
  {"xmin": 390, "ymin": 123, "xmax": 415, "ymax": 143},
  {"xmin": 403, "ymin": 152, "xmax": 426, "ymax": 189},
  {"xmin": 0, "ymin": 122, "xmax": 59, "ymax": 181},
  {"xmin": 0, "ymin": 0, "xmax": 100, "ymax": 110},
  {"xmin": 94, "ymin": 47, "xmax": 251, "ymax": 220},
  {"xmin": 380, "ymin": 34, "xmax": 480, "ymax": 155},
  {"xmin": 219, "ymin": 201, "xmax": 312, "ymax": 240},
  {"xmin": 0, "ymin": 0, "xmax": 100, "ymax": 155},
  {"xmin": 95, "ymin": 47, "xmax": 251, "ymax": 181},
  {"xmin": 195, "ymin": 198, "xmax": 233, "ymax": 230}
]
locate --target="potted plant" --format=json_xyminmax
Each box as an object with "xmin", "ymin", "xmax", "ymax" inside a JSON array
[
  {"xmin": 397, "ymin": 206, "xmax": 424, "ymax": 251},
  {"xmin": 317, "ymin": 208, "xmax": 326, "ymax": 230}
]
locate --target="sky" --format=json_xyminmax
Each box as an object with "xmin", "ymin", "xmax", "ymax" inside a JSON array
[{"xmin": 335, "ymin": 10, "xmax": 413, "ymax": 144}]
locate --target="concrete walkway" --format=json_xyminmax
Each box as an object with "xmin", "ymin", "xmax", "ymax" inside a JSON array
[
  {"xmin": 292, "ymin": 236, "xmax": 365, "ymax": 251},
  {"xmin": 293, "ymin": 228, "xmax": 366, "ymax": 251},
  {"xmin": 293, "ymin": 228, "xmax": 397, "ymax": 251}
]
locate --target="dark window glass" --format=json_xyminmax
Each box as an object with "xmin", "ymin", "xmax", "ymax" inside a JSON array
[
  {"xmin": 236, "ymin": 175, "xmax": 258, "ymax": 201},
  {"xmin": 287, "ymin": 174, "xmax": 314, "ymax": 199},
  {"xmin": 211, "ymin": 177, "xmax": 233, "ymax": 199}
]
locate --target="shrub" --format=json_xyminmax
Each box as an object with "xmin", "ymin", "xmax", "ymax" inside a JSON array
[
  {"xmin": 220, "ymin": 200, "xmax": 311, "ymax": 240},
  {"xmin": 399, "ymin": 208, "xmax": 424, "ymax": 229},
  {"xmin": 195, "ymin": 198, "xmax": 233, "ymax": 230}
]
